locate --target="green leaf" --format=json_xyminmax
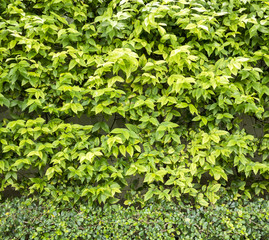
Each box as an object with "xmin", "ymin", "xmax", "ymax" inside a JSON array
[
  {"xmin": 136, "ymin": 164, "xmax": 147, "ymax": 173},
  {"xmin": 189, "ymin": 104, "xmax": 198, "ymax": 115},
  {"xmin": 112, "ymin": 146, "xmax": 119, "ymax": 158},
  {"xmin": 197, "ymin": 193, "xmax": 209, "ymax": 206},
  {"xmin": 125, "ymin": 166, "xmax": 136, "ymax": 176},
  {"xmin": 144, "ymin": 188, "xmax": 154, "ymax": 201},
  {"xmin": 119, "ymin": 145, "xmax": 126, "ymax": 156},
  {"xmin": 185, "ymin": 23, "xmax": 196, "ymax": 30},
  {"xmin": 149, "ymin": 117, "xmax": 159, "ymax": 126},
  {"xmin": 133, "ymin": 99, "xmax": 144, "ymax": 108},
  {"xmin": 190, "ymin": 163, "xmax": 197, "ymax": 175},
  {"xmin": 111, "ymin": 128, "xmax": 130, "ymax": 140},
  {"xmin": 126, "ymin": 145, "xmax": 134, "ymax": 157},
  {"xmin": 156, "ymin": 130, "xmax": 165, "ymax": 140},
  {"xmin": 45, "ymin": 167, "xmax": 55, "ymax": 180},
  {"xmin": 95, "ymin": 104, "xmax": 103, "ymax": 114},
  {"xmin": 69, "ymin": 59, "xmax": 77, "ymax": 70}
]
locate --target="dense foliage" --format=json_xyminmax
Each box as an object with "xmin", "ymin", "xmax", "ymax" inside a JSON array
[
  {"xmin": 0, "ymin": 0, "xmax": 269, "ymax": 205},
  {"xmin": 0, "ymin": 197, "xmax": 268, "ymax": 240}
]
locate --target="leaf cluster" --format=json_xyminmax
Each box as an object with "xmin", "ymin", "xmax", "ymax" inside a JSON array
[
  {"xmin": 0, "ymin": 0, "xmax": 269, "ymax": 205},
  {"xmin": 0, "ymin": 196, "xmax": 268, "ymax": 240}
]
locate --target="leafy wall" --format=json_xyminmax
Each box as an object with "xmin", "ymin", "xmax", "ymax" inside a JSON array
[{"xmin": 0, "ymin": 0, "xmax": 269, "ymax": 205}]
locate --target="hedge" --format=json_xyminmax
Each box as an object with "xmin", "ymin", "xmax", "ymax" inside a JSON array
[
  {"xmin": 0, "ymin": 0, "xmax": 269, "ymax": 205},
  {"xmin": 1, "ymin": 196, "xmax": 269, "ymax": 240}
]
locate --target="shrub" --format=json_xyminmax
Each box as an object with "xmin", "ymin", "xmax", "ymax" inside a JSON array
[{"xmin": 1, "ymin": 196, "xmax": 269, "ymax": 239}]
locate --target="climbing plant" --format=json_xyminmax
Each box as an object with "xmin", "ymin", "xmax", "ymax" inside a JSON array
[{"xmin": 0, "ymin": 0, "xmax": 269, "ymax": 205}]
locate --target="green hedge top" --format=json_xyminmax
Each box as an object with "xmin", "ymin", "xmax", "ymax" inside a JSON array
[
  {"xmin": 1, "ymin": 197, "xmax": 269, "ymax": 240},
  {"xmin": 0, "ymin": 0, "xmax": 269, "ymax": 205}
]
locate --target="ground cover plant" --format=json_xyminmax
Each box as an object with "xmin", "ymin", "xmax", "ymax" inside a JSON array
[
  {"xmin": 1, "ymin": 196, "xmax": 269, "ymax": 239},
  {"xmin": 0, "ymin": 0, "xmax": 269, "ymax": 207}
]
